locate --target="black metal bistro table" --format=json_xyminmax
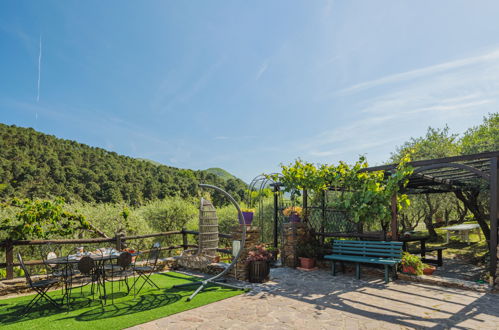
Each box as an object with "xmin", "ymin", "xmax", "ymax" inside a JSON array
[{"xmin": 45, "ymin": 252, "xmax": 123, "ymax": 305}]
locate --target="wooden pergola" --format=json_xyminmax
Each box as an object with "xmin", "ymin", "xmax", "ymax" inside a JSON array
[{"xmin": 364, "ymin": 151, "xmax": 499, "ymax": 280}]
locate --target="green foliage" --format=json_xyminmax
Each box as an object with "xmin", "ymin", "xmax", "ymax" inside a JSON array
[
  {"xmin": 296, "ymin": 241, "xmax": 320, "ymax": 258},
  {"xmin": 391, "ymin": 126, "xmax": 460, "ymax": 162},
  {"xmin": 65, "ymin": 201, "xmax": 153, "ymax": 238},
  {"xmin": 0, "ymin": 123, "xmax": 247, "ymax": 205},
  {"xmin": 461, "ymin": 113, "xmax": 499, "ymax": 154},
  {"xmin": 0, "ymin": 198, "xmax": 90, "ymax": 240},
  {"xmin": 137, "ymin": 197, "xmax": 198, "ymax": 233},
  {"xmin": 401, "ymin": 252, "xmax": 424, "ymax": 275},
  {"xmin": 268, "ymin": 155, "xmax": 413, "ymax": 226}
]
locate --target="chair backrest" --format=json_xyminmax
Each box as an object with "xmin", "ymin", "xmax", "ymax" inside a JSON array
[
  {"xmin": 17, "ymin": 253, "xmax": 33, "ymax": 286},
  {"xmin": 39, "ymin": 243, "xmax": 59, "ymax": 269},
  {"xmin": 146, "ymin": 242, "xmax": 161, "ymax": 268},
  {"xmin": 332, "ymin": 240, "xmax": 403, "ymax": 260},
  {"xmin": 78, "ymin": 256, "xmax": 95, "ymax": 275},
  {"xmin": 117, "ymin": 252, "xmax": 132, "ymax": 268}
]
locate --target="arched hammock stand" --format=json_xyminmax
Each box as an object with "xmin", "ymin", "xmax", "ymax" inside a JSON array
[{"xmin": 173, "ymin": 184, "xmax": 247, "ymax": 301}]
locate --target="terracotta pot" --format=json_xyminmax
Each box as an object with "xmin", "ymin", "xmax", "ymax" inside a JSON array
[
  {"xmin": 402, "ymin": 265, "xmax": 416, "ymax": 274},
  {"xmin": 299, "ymin": 257, "xmax": 316, "ymax": 269},
  {"xmin": 423, "ymin": 266, "xmax": 436, "ymax": 275}
]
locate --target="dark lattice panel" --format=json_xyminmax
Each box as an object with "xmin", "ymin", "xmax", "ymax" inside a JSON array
[{"xmin": 307, "ymin": 207, "xmax": 355, "ymax": 234}]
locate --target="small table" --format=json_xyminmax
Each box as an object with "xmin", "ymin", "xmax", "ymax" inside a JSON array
[
  {"xmin": 442, "ymin": 224, "xmax": 481, "ymax": 244},
  {"xmin": 46, "ymin": 252, "xmax": 122, "ymax": 305}
]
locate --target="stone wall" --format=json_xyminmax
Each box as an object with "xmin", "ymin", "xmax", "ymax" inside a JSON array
[
  {"xmin": 227, "ymin": 225, "xmax": 260, "ymax": 281},
  {"xmin": 281, "ymin": 223, "xmax": 309, "ymax": 267}
]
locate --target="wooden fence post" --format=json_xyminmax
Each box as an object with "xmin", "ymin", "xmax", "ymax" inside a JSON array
[
  {"xmin": 5, "ymin": 239, "xmax": 14, "ymax": 280},
  {"xmin": 182, "ymin": 227, "xmax": 188, "ymax": 250},
  {"xmin": 115, "ymin": 232, "xmax": 122, "ymax": 251}
]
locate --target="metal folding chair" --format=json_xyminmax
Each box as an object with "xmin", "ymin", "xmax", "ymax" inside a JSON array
[
  {"xmin": 104, "ymin": 251, "xmax": 133, "ymax": 302},
  {"xmin": 131, "ymin": 242, "xmax": 161, "ymax": 295},
  {"xmin": 17, "ymin": 253, "xmax": 62, "ymax": 315}
]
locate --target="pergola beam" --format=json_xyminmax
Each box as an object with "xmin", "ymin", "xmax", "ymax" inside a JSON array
[{"xmin": 363, "ymin": 151, "xmax": 499, "ymax": 172}]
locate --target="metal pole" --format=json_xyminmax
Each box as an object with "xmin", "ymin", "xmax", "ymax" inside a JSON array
[
  {"xmin": 273, "ymin": 184, "xmax": 279, "ymax": 249},
  {"xmin": 173, "ymin": 184, "xmax": 247, "ymax": 301}
]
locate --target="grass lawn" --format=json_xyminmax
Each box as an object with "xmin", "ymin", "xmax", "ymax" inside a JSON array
[{"xmin": 0, "ymin": 272, "xmax": 244, "ymax": 330}]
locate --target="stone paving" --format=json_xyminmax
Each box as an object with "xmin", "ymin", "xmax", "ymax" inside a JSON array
[{"xmin": 128, "ymin": 267, "xmax": 499, "ymax": 330}]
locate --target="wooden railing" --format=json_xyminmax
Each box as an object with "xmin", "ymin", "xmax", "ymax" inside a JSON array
[{"xmin": 0, "ymin": 228, "xmax": 233, "ymax": 280}]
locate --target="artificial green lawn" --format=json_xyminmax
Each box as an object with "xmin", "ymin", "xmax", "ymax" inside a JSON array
[{"xmin": 0, "ymin": 272, "xmax": 244, "ymax": 330}]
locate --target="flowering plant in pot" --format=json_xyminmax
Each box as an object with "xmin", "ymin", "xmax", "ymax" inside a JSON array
[
  {"xmin": 296, "ymin": 241, "xmax": 320, "ymax": 269},
  {"xmin": 423, "ymin": 263, "xmax": 436, "ymax": 275},
  {"xmin": 283, "ymin": 206, "xmax": 303, "ymax": 223},
  {"xmin": 246, "ymin": 244, "xmax": 272, "ymax": 283},
  {"xmin": 240, "ymin": 207, "xmax": 256, "ymax": 225},
  {"xmin": 401, "ymin": 252, "xmax": 424, "ymax": 275}
]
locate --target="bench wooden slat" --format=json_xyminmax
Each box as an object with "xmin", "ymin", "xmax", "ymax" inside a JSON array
[
  {"xmin": 324, "ymin": 254, "xmax": 400, "ymax": 265},
  {"xmin": 334, "ymin": 240, "xmax": 404, "ymax": 246},
  {"xmin": 324, "ymin": 240, "xmax": 403, "ymax": 283},
  {"xmin": 333, "ymin": 250, "xmax": 401, "ymax": 258}
]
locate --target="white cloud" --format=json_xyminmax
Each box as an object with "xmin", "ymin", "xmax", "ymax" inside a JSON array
[
  {"xmin": 255, "ymin": 59, "xmax": 269, "ymax": 80},
  {"xmin": 302, "ymin": 47, "xmax": 499, "ymax": 165},
  {"xmin": 336, "ymin": 48, "xmax": 499, "ymax": 96}
]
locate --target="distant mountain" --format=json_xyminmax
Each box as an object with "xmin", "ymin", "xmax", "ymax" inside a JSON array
[
  {"xmin": 137, "ymin": 158, "xmax": 163, "ymax": 166},
  {"xmin": 0, "ymin": 124, "xmax": 247, "ymax": 205},
  {"xmin": 204, "ymin": 167, "xmax": 243, "ymax": 182}
]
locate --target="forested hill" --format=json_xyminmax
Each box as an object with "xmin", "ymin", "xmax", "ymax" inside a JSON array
[{"xmin": 0, "ymin": 124, "xmax": 247, "ymax": 205}]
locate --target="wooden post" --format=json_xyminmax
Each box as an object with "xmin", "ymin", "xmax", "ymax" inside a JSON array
[
  {"xmin": 391, "ymin": 194, "xmax": 398, "ymax": 241},
  {"xmin": 182, "ymin": 227, "xmax": 188, "ymax": 250},
  {"xmin": 490, "ymin": 157, "xmax": 498, "ymax": 283},
  {"xmin": 5, "ymin": 239, "xmax": 13, "ymax": 280},
  {"xmin": 115, "ymin": 232, "xmax": 122, "ymax": 251}
]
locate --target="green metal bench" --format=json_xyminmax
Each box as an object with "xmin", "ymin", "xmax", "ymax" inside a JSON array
[{"xmin": 324, "ymin": 240, "xmax": 403, "ymax": 283}]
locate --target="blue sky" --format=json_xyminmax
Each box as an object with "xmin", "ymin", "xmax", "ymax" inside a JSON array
[{"xmin": 1, "ymin": 1, "xmax": 499, "ymax": 182}]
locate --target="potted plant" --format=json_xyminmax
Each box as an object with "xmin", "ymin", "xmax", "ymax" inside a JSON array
[
  {"xmin": 423, "ymin": 264, "xmax": 436, "ymax": 275},
  {"xmin": 240, "ymin": 208, "xmax": 256, "ymax": 225},
  {"xmin": 246, "ymin": 244, "xmax": 272, "ymax": 283},
  {"xmin": 401, "ymin": 252, "xmax": 424, "ymax": 275},
  {"xmin": 283, "ymin": 206, "xmax": 303, "ymax": 223},
  {"xmin": 296, "ymin": 241, "xmax": 319, "ymax": 269}
]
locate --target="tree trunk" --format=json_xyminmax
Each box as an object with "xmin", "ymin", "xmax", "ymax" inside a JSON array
[
  {"xmin": 424, "ymin": 194, "xmax": 439, "ymax": 240},
  {"xmin": 456, "ymin": 199, "xmax": 468, "ymax": 223},
  {"xmin": 454, "ymin": 190, "xmax": 490, "ymax": 242}
]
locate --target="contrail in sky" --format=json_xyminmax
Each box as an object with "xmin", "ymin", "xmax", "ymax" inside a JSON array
[{"xmin": 36, "ymin": 35, "xmax": 42, "ymax": 103}]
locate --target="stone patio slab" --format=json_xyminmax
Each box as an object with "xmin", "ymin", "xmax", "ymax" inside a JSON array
[{"xmin": 128, "ymin": 268, "xmax": 499, "ymax": 329}]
